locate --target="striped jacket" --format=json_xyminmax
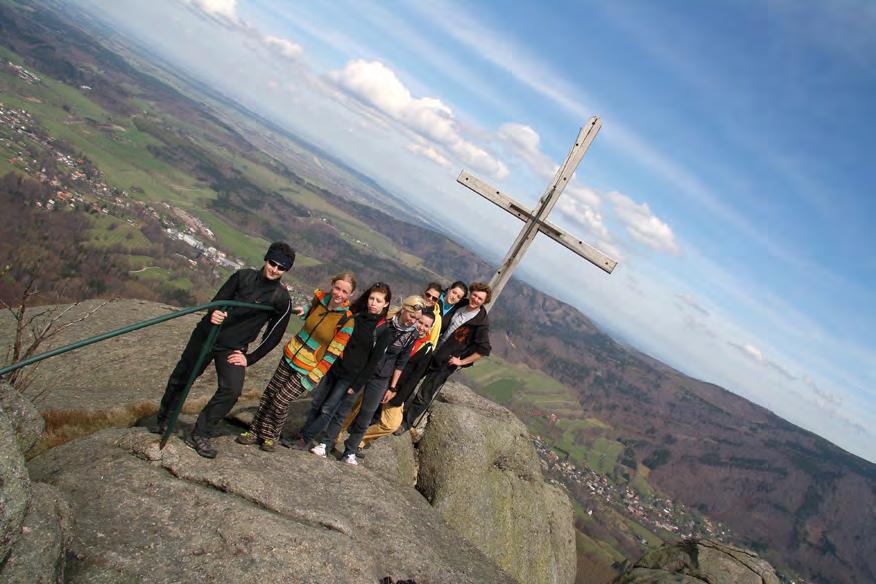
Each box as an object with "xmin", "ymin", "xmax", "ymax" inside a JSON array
[{"xmin": 283, "ymin": 289, "xmax": 354, "ymax": 391}]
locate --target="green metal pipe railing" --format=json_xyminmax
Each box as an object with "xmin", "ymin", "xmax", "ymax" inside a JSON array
[{"xmin": 0, "ymin": 300, "xmax": 274, "ymax": 448}]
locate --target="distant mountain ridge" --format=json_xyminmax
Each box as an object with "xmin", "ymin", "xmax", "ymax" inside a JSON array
[{"xmin": 1, "ymin": 2, "xmax": 872, "ymax": 582}]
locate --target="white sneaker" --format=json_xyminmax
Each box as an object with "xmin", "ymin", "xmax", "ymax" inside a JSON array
[
  {"xmin": 309, "ymin": 442, "xmax": 327, "ymax": 457},
  {"xmin": 343, "ymin": 453, "xmax": 358, "ymax": 466}
]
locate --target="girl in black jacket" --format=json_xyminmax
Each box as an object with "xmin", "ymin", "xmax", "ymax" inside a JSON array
[{"xmin": 294, "ymin": 282, "xmax": 391, "ymax": 448}]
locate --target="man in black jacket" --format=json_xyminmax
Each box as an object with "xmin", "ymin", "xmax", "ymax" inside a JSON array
[
  {"xmin": 403, "ymin": 282, "xmax": 492, "ymax": 429},
  {"xmin": 153, "ymin": 241, "xmax": 295, "ymax": 458}
]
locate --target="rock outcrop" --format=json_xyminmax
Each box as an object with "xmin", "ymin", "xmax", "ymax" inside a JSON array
[
  {"xmin": 0, "ymin": 406, "xmax": 31, "ymax": 564},
  {"xmin": 0, "ymin": 482, "xmax": 74, "ymax": 584},
  {"xmin": 417, "ymin": 382, "xmax": 577, "ymax": 584},
  {"xmin": 19, "ymin": 379, "xmax": 578, "ymax": 583},
  {"xmin": 0, "ymin": 382, "xmax": 44, "ymax": 454},
  {"xmin": 1, "ymin": 392, "xmax": 73, "ymax": 583},
  {"xmin": 614, "ymin": 539, "xmax": 780, "ymax": 584},
  {"xmin": 28, "ymin": 426, "xmax": 517, "ymax": 584}
]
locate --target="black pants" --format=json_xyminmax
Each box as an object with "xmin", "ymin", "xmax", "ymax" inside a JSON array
[
  {"xmin": 158, "ymin": 327, "xmax": 245, "ymax": 437},
  {"xmin": 404, "ymin": 364, "xmax": 455, "ymax": 427}
]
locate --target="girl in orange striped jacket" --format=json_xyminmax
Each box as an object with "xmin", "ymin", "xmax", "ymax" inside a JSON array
[{"xmin": 237, "ymin": 272, "xmax": 356, "ymax": 451}]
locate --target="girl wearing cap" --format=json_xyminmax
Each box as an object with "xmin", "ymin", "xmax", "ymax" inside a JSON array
[
  {"xmin": 310, "ymin": 294, "xmax": 423, "ymax": 465},
  {"xmin": 237, "ymin": 272, "xmax": 356, "ymax": 452}
]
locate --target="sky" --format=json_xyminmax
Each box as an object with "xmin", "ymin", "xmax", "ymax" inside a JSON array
[{"xmin": 68, "ymin": 0, "xmax": 875, "ymax": 462}]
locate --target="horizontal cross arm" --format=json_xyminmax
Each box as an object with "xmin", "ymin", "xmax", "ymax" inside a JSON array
[
  {"xmin": 457, "ymin": 171, "xmax": 534, "ymax": 222},
  {"xmin": 538, "ymin": 219, "xmax": 617, "ymax": 274}
]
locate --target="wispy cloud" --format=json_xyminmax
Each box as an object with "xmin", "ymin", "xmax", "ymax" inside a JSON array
[
  {"xmin": 675, "ymin": 293, "xmax": 710, "ymax": 317},
  {"xmin": 407, "ymin": 142, "xmax": 450, "ymax": 167},
  {"xmin": 728, "ymin": 341, "xmax": 796, "ymax": 381}
]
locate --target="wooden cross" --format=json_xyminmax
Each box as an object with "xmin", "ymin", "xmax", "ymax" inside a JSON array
[{"xmin": 457, "ymin": 117, "xmax": 618, "ymax": 306}]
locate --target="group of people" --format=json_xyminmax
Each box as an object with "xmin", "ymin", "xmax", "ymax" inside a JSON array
[{"xmin": 153, "ymin": 241, "xmax": 492, "ymax": 465}]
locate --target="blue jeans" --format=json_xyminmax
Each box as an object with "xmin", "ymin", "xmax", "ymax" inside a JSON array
[
  {"xmin": 299, "ymin": 368, "xmax": 355, "ymax": 443},
  {"xmin": 320, "ymin": 375, "xmax": 390, "ymax": 455},
  {"xmin": 343, "ymin": 376, "xmax": 392, "ymax": 455}
]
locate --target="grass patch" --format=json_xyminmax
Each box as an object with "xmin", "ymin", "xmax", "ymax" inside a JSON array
[
  {"xmin": 482, "ymin": 377, "xmax": 521, "ymax": 404},
  {"xmin": 587, "ymin": 437, "xmax": 625, "ymax": 474},
  {"xmin": 32, "ymin": 400, "xmax": 157, "ymax": 458},
  {"xmin": 631, "ymin": 464, "xmax": 656, "ymax": 498},
  {"xmin": 30, "ymin": 388, "xmax": 263, "ymax": 458},
  {"xmin": 85, "ymin": 214, "xmax": 152, "ymax": 248}
]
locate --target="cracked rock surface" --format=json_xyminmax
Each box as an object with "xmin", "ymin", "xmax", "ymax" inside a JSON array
[
  {"xmin": 27, "ymin": 426, "xmax": 516, "ymax": 584},
  {"xmin": 614, "ymin": 538, "xmax": 780, "ymax": 584}
]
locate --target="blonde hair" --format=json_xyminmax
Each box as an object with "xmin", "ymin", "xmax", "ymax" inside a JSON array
[
  {"xmin": 388, "ymin": 295, "xmax": 425, "ymax": 319},
  {"xmin": 330, "ymin": 271, "xmax": 357, "ymax": 292}
]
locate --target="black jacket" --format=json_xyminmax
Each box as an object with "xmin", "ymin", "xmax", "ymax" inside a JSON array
[
  {"xmin": 336, "ymin": 313, "xmax": 389, "ymax": 391},
  {"xmin": 197, "ymin": 268, "xmax": 291, "ymax": 365},
  {"xmin": 388, "ymin": 340, "xmax": 433, "ymax": 407},
  {"xmin": 433, "ymin": 305, "xmax": 491, "ymax": 368},
  {"xmin": 372, "ymin": 318, "xmax": 419, "ymax": 381}
]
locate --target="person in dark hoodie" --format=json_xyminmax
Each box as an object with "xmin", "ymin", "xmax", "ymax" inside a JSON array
[
  {"xmin": 437, "ymin": 281, "xmax": 467, "ymax": 333},
  {"xmin": 403, "ymin": 282, "xmax": 492, "ymax": 430},
  {"xmin": 153, "ymin": 241, "xmax": 294, "ymax": 459},
  {"xmin": 311, "ymin": 295, "xmax": 423, "ymax": 465},
  {"xmin": 290, "ymin": 282, "xmax": 391, "ymax": 449}
]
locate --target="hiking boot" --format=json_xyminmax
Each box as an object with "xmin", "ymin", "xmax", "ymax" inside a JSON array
[
  {"xmin": 342, "ymin": 453, "xmax": 358, "ymax": 466},
  {"xmin": 185, "ymin": 433, "xmax": 217, "ymax": 459},
  {"xmin": 236, "ymin": 431, "xmax": 258, "ymax": 446},
  {"xmin": 309, "ymin": 442, "xmax": 327, "ymax": 458},
  {"xmin": 392, "ymin": 422, "xmax": 410, "ymax": 436},
  {"xmin": 260, "ymin": 439, "xmax": 276, "ymax": 452}
]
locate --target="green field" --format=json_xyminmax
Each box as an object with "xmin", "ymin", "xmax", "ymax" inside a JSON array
[{"xmin": 85, "ymin": 215, "xmax": 152, "ymax": 249}]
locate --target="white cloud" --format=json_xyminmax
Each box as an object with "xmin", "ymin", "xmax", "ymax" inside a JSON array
[
  {"xmin": 407, "ymin": 142, "xmax": 450, "ymax": 167},
  {"xmin": 564, "ymin": 183, "xmax": 602, "ymax": 209},
  {"xmin": 497, "ymin": 123, "xmax": 554, "ymax": 176},
  {"xmin": 192, "ymin": 0, "xmax": 236, "ymax": 19},
  {"xmin": 742, "ymin": 343, "xmax": 764, "ymax": 362},
  {"xmin": 329, "ymin": 59, "xmax": 508, "ymax": 179},
  {"xmin": 557, "ymin": 197, "xmax": 609, "ymax": 240},
  {"xmin": 608, "ymin": 192, "xmax": 680, "ymax": 254},
  {"xmin": 263, "ymin": 35, "xmax": 302, "ymax": 60}
]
